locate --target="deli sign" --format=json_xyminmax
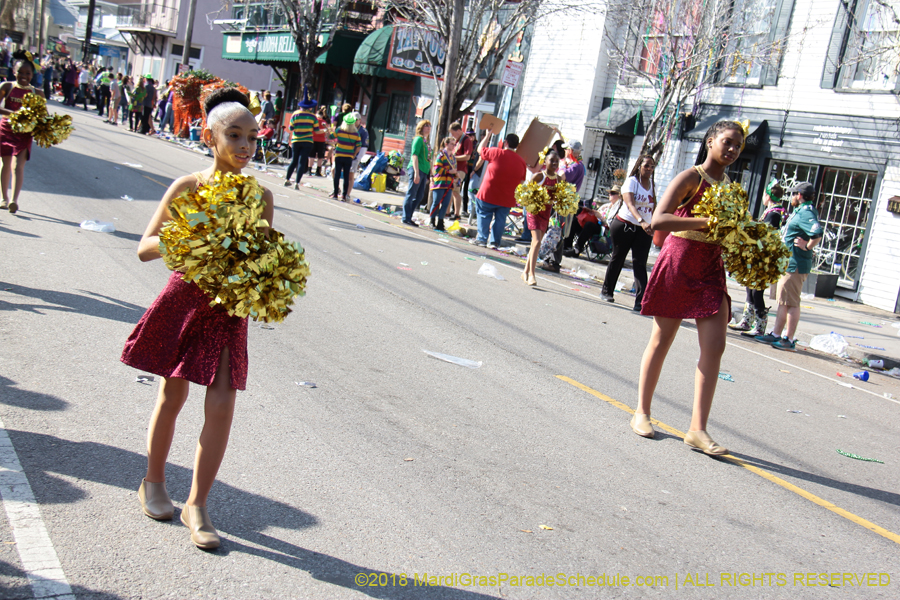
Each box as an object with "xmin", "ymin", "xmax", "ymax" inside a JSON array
[{"xmin": 387, "ymin": 24, "xmax": 446, "ymax": 79}]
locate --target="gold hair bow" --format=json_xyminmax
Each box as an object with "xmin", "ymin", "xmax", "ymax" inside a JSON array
[
  {"xmin": 23, "ymin": 51, "xmax": 38, "ymax": 69},
  {"xmin": 538, "ymin": 146, "xmax": 550, "ymax": 165},
  {"xmin": 737, "ymin": 119, "xmax": 750, "ymax": 138}
]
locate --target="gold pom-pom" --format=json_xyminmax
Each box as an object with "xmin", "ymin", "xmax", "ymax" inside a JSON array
[
  {"xmin": 514, "ymin": 181, "xmax": 551, "ymax": 214},
  {"xmin": 8, "ymin": 93, "xmax": 73, "ymax": 147},
  {"xmin": 159, "ymin": 172, "xmax": 308, "ymax": 322},
  {"xmin": 693, "ymin": 182, "xmax": 790, "ymax": 289},
  {"xmin": 32, "ymin": 114, "xmax": 73, "ymax": 148},
  {"xmin": 552, "ymin": 181, "xmax": 579, "ymax": 216}
]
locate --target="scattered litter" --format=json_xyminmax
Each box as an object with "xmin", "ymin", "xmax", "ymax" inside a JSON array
[
  {"xmin": 661, "ymin": 490, "xmax": 671, "ymax": 494},
  {"xmin": 257, "ymin": 323, "xmax": 275, "ymax": 330},
  {"xmin": 858, "ymin": 321, "xmax": 882, "ymax": 327},
  {"xmin": 836, "ymin": 372, "xmax": 846, "ymax": 377},
  {"xmin": 866, "ymin": 359, "xmax": 884, "ymax": 369},
  {"xmin": 79, "ymin": 220, "xmax": 116, "ymax": 233},
  {"xmin": 398, "ymin": 267, "xmax": 412, "ymax": 271},
  {"xmin": 404, "ymin": 457, "xmax": 414, "ymax": 462},
  {"xmin": 423, "ymin": 350, "xmax": 482, "ymax": 369},
  {"xmin": 853, "ymin": 371, "xmax": 870, "ymax": 382},
  {"xmin": 122, "ymin": 162, "xmax": 143, "ymax": 168},
  {"xmin": 833, "ymin": 331, "xmax": 864, "ymax": 339},
  {"xmin": 295, "ymin": 381, "xmax": 317, "ymax": 388},
  {"xmin": 780, "ymin": 369, "xmax": 791, "ymax": 374},
  {"xmin": 800, "ymin": 293, "xmax": 814, "ymax": 300},
  {"xmin": 574, "ymin": 283, "xmax": 591, "ymax": 288},
  {"xmin": 120, "ymin": 195, "xmax": 134, "ymax": 201},
  {"xmin": 329, "ymin": 227, "xmax": 340, "ymax": 231},
  {"xmin": 114, "ymin": 166, "xmax": 120, "ymax": 170},
  {"xmin": 465, "ymin": 257, "xmax": 477, "ymax": 261},
  {"xmin": 838, "ymin": 415, "xmax": 847, "ymax": 418},
  {"xmin": 399, "ymin": 262, "xmax": 408, "ymax": 266},
  {"xmin": 884, "ymin": 393, "xmax": 894, "ymax": 399},
  {"xmin": 377, "ymin": 250, "xmax": 383, "ymax": 253},
  {"xmin": 477, "ymin": 262, "xmax": 505, "ymax": 281},
  {"xmin": 837, "ymin": 382, "xmax": 854, "ymax": 388},
  {"xmin": 809, "ymin": 332, "xmax": 849, "ymax": 356},
  {"xmin": 571, "ymin": 268, "xmax": 592, "ymax": 280},
  {"xmin": 135, "ymin": 376, "xmax": 155, "ymax": 384},
  {"xmin": 887, "ymin": 368, "xmax": 900, "ymax": 377},
  {"xmin": 857, "ymin": 344, "xmax": 886, "ymax": 351},
  {"xmin": 348, "ymin": 274, "xmax": 359, "ymax": 277},
  {"xmin": 276, "ymin": 193, "xmax": 288, "ymax": 197},
  {"xmin": 356, "ymin": 224, "xmax": 366, "ymax": 230},
  {"xmin": 539, "ymin": 525, "xmax": 553, "ymax": 530},
  {"xmin": 354, "ymin": 252, "xmax": 362, "ymax": 255},
  {"xmin": 520, "ymin": 529, "xmax": 533, "ymax": 533},
  {"xmin": 420, "ymin": 261, "xmax": 428, "ymax": 266},
  {"xmin": 836, "ymin": 449, "xmax": 883, "ymax": 464},
  {"xmin": 787, "ymin": 410, "xmax": 803, "ymax": 413},
  {"xmin": 718, "ymin": 372, "xmax": 734, "ymax": 382}
]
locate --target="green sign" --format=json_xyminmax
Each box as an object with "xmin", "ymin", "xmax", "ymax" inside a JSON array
[{"xmin": 222, "ymin": 32, "xmax": 299, "ymax": 62}]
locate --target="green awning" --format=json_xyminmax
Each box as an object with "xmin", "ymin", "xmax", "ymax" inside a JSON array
[
  {"xmin": 352, "ymin": 26, "xmax": 413, "ymax": 80},
  {"xmin": 316, "ymin": 32, "xmax": 365, "ymax": 70}
]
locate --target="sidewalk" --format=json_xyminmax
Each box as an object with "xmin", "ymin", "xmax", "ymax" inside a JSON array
[{"xmin": 157, "ymin": 134, "xmax": 900, "ymax": 371}]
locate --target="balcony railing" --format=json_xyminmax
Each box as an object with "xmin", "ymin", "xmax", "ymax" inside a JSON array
[{"xmin": 116, "ymin": 3, "xmax": 179, "ymax": 34}]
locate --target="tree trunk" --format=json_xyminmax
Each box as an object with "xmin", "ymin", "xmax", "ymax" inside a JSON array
[{"xmin": 436, "ymin": 0, "xmax": 464, "ymax": 140}]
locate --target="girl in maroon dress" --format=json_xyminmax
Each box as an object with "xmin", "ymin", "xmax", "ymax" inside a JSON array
[
  {"xmin": 121, "ymin": 88, "xmax": 274, "ymax": 549},
  {"xmin": 522, "ymin": 151, "xmax": 561, "ymax": 286},
  {"xmin": 0, "ymin": 51, "xmax": 44, "ymax": 214},
  {"xmin": 630, "ymin": 121, "xmax": 745, "ymax": 456}
]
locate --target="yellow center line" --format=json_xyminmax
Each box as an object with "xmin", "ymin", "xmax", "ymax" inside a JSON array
[
  {"xmin": 556, "ymin": 374, "xmax": 900, "ymax": 546},
  {"xmin": 142, "ymin": 174, "xmax": 169, "ymax": 188}
]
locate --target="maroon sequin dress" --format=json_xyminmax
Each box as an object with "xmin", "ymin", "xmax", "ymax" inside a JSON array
[
  {"xmin": 0, "ymin": 84, "xmax": 35, "ymax": 160},
  {"xmin": 640, "ymin": 167, "xmax": 731, "ymax": 320},
  {"xmin": 525, "ymin": 174, "xmax": 558, "ymax": 232},
  {"xmin": 121, "ymin": 272, "xmax": 249, "ymax": 390}
]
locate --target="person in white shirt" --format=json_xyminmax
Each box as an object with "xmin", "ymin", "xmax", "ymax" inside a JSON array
[
  {"xmin": 600, "ymin": 154, "xmax": 657, "ymax": 310},
  {"xmin": 77, "ymin": 66, "xmax": 91, "ymax": 110}
]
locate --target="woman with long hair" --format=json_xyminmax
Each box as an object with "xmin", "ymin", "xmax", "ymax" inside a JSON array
[
  {"xmin": 599, "ymin": 154, "xmax": 656, "ymax": 310},
  {"xmin": 401, "ymin": 119, "xmax": 432, "ymax": 226}
]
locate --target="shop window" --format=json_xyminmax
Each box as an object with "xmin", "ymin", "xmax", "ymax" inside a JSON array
[
  {"xmin": 816, "ymin": 167, "xmax": 876, "ymax": 287},
  {"xmin": 385, "ymin": 94, "xmax": 410, "ymax": 136},
  {"xmin": 821, "ymin": 0, "xmax": 900, "ymax": 92},
  {"xmin": 721, "ymin": 0, "xmax": 795, "ymax": 86}
]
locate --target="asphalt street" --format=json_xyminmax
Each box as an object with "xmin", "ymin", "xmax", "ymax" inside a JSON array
[{"xmin": 0, "ymin": 103, "xmax": 898, "ymax": 599}]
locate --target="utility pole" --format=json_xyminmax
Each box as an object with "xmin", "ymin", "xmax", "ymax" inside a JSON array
[
  {"xmin": 181, "ymin": 0, "xmax": 198, "ymax": 67},
  {"xmin": 82, "ymin": 0, "xmax": 96, "ymax": 61},
  {"xmin": 38, "ymin": 0, "xmax": 48, "ymax": 55},
  {"xmin": 436, "ymin": 0, "xmax": 464, "ymax": 140}
]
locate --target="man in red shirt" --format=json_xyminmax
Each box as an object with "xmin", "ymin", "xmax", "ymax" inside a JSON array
[{"xmin": 471, "ymin": 132, "xmax": 526, "ymax": 249}]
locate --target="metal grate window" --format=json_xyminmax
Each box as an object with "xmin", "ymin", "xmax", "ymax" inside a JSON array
[{"xmin": 816, "ymin": 167, "xmax": 876, "ymax": 287}]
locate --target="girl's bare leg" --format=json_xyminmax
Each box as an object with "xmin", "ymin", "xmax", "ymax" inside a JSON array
[
  {"xmin": 11, "ymin": 154, "xmax": 26, "ymax": 204},
  {"xmin": 145, "ymin": 377, "xmax": 191, "ymax": 482},
  {"xmin": 186, "ymin": 348, "xmax": 236, "ymax": 507},
  {"xmin": 636, "ymin": 316, "xmax": 682, "ymax": 416},
  {"xmin": 524, "ymin": 230, "xmax": 544, "ymax": 280},
  {"xmin": 1, "ymin": 155, "xmax": 12, "ymax": 205},
  {"xmin": 690, "ymin": 297, "xmax": 729, "ymax": 431}
]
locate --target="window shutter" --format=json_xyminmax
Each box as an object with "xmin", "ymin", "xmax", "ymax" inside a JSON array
[
  {"xmin": 820, "ymin": 0, "xmax": 855, "ymax": 89},
  {"xmin": 761, "ymin": 0, "xmax": 797, "ymax": 86}
]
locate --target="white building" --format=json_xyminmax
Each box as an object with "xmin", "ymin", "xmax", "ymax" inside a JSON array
[
  {"xmin": 519, "ymin": 0, "xmax": 900, "ymax": 312},
  {"xmin": 114, "ymin": 0, "xmax": 275, "ymax": 90}
]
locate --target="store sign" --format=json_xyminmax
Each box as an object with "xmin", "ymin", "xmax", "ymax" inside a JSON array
[
  {"xmin": 501, "ymin": 60, "xmax": 524, "ymax": 88},
  {"xmin": 222, "ymin": 32, "xmax": 298, "ymax": 61},
  {"xmin": 811, "ymin": 125, "xmax": 853, "ymax": 153},
  {"xmin": 387, "ymin": 24, "xmax": 446, "ymax": 79}
]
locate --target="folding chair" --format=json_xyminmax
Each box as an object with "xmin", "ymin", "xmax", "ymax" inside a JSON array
[{"xmin": 505, "ymin": 208, "xmax": 525, "ymax": 237}]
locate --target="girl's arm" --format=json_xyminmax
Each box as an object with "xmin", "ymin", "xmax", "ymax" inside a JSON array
[
  {"xmin": 530, "ymin": 171, "xmax": 545, "ymax": 185},
  {"xmin": 0, "ymin": 82, "xmax": 11, "ymax": 115},
  {"xmin": 137, "ymin": 175, "xmax": 197, "ymax": 261},
  {"xmin": 259, "ymin": 187, "xmax": 275, "ymax": 235},
  {"xmin": 650, "ymin": 169, "xmax": 707, "ymax": 233}
]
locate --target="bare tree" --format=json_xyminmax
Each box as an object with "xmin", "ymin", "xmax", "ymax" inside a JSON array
[
  {"xmin": 391, "ymin": 0, "xmax": 597, "ymax": 138},
  {"xmin": 604, "ymin": 0, "xmax": 790, "ymax": 160},
  {"xmin": 274, "ymin": 0, "xmax": 353, "ymax": 92}
]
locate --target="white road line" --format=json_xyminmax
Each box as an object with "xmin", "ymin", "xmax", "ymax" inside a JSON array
[{"xmin": 0, "ymin": 418, "xmax": 75, "ymax": 600}]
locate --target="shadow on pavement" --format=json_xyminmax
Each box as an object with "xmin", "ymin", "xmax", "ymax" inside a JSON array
[
  {"xmin": 0, "ymin": 222, "xmax": 40, "ymax": 238},
  {"xmin": 725, "ymin": 450, "xmax": 900, "ymax": 507},
  {"xmin": 0, "ymin": 281, "xmax": 145, "ymax": 324},
  {"xmin": 7, "ymin": 429, "xmax": 501, "ymax": 600},
  {"xmin": 0, "ymin": 375, "xmax": 68, "ymax": 411},
  {"xmin": 0, "ymin": 559, "xmax": 126, "ymax": 600}
]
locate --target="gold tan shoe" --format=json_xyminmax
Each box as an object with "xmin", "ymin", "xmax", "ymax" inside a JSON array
[
  {"xmin": 630, "ymin": 413, "xmax": 655, "ymax": 438},
  {"xmin": 526, "ymin": 276, "xmax": 537, "ymax": 286},
  {"xmin": 684, "ymin": 430, "xmax": 728, "ymax": 456},
  {"xmin": 138, "ymin": 479, "xmax": 174, "ymax": 520},
  {"xmin": 180, "ymin": 505, "xmax": 221, "ymax": 549}
]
